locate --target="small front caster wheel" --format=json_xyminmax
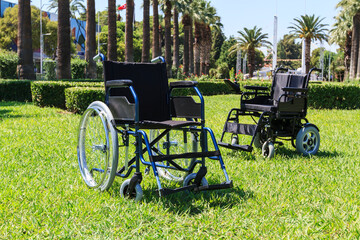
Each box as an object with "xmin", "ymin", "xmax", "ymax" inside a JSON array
[
  {"xmin": 262, "ymin": 141, "xmax": 275, "ymax": 159},
  {"xmin": 183, "ymin": 173, "xmax": 208, "ymax": 188},
  {"xmin": 120, "ymin": 179, "xmax": 143, "ymax": 202}
]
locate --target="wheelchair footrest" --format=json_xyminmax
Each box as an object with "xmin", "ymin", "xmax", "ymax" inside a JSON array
[
  {"xmin": 152, "ymin": 150, "xmax": 220, "ymax": 162},
  {"xmin": 218, "ymin": 142, "xmax": 253, "ymax": 152},
  {"xmin": 159, "ymin": 180, "xmax": 233, "ymax": 197}
]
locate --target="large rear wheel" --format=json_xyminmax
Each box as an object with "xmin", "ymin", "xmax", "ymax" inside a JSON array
[{"xmin": 77, "ymin": 101, "xmax": 119, "ymax": 191}]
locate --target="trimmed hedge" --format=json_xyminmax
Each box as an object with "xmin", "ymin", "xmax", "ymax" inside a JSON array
[
  {"xmin": 0, "ymin": 79, "xmax": 32, "ymax": 102},
  {"xmin": 0, "ymin": 51, "xmax": 18, "ymax": 79},
  {"xmin": 31, "ymin": 81, "xmax": 102, "ymax": 108},
  {"xmin": 65, "ymin": 87, "xmax": 104, "ymax": 113}
]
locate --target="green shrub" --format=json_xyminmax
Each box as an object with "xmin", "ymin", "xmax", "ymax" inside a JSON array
[
  {"xmin": 0, "ymin": 79, "xmax": 32, "ymax": 101},
  {"xmin": 71, "ymin": 58, "xmax": 87, "ymax": 79},
  {"xmin": 31, "ymin": 81, "xmax": 103, "ymax": 108},
  {"xmin": 97, "ymin": 62, "xmax": 103, "ymax": 79},
  {"xmin": 65, "ymin": 87, "xmax": 104, "ymax": 113},
  {"xmin": 0, "ymin": 50, "xmax": 19, "ymax": 79},
  {"xmin": 43, "ymin": 60, "xmax": 57, "ymax": 80}
]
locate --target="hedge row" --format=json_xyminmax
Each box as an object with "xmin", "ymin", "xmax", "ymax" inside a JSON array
[{"xmin": 1, "ymin": 79, "xmax": 360, "ymax": 112}]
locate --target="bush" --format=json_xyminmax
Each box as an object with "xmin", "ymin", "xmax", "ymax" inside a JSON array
[
  {"xmin": 43, "ymin": 60, "xmax": 56, "ymax": 80},
  {"xmin": 0, "ymin": 79, "xmax": 32, "ymax": 101},
  {"xmin": 71, "ymin": 58, "xmax": 87, "ymax": 79},
  {"xmin": 0, "ymin": 50, "xmax": 19, "ymax": 79},
  {"xmin": 31, "ymin": 81, "xmax": 103, "ymax": 108},
  {"xmin": 65, "ymin": 87, "xmax": 104, "ymax": 113}
]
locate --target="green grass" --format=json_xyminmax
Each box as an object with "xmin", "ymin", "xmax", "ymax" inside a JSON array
[{"xmin": 1, "ymin": 96, "xmax": 360, "ymax": 239}]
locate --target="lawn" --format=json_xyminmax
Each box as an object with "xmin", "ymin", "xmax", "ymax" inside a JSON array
[{"xmin": 1, "ymin": 96, "xmax": 360, "ymax": 239}]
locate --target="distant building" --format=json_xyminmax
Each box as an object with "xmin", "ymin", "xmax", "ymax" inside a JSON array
[{"xmin": 0, "ymin": 0, "xmax": 99, "ymax": 58}]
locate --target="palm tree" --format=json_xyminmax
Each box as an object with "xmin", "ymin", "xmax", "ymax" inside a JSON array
[
  {"xmin": 330, "ymin": 12, "xmax": 352, "ymax": 79},
  {"xmin": 85, "ymin": 0, "xmax": 96, "ymax": 79},
  {"xmin": 336, "ymin": 0, "xmax": 360, "ymax": 79},
  {"xmin": 152, "ymin": 0, "xmax": 161, "ymax": 58},
  {"xmin": 48, "ymin": 0, "xmax": 85, "ymax": 18},
  {"xmin": 142, "ymin": 0, "xmax": 150, "ymax": 62},
  {"xmin": 172, "ymin": 2, "xmax": 180, "ymax": 68},
  {"xmin": 17, "ymin": 0, "xmax": 35, "ymax": 80},
  {"xmin": 125, "ymin": 0, "xmax": 134, "ymax": 62},
  {"xmin": 108, "ymin": 0, "xmax": 117, "ymax": 61},
  {"xmin": 289, "ymin": 14, "xmax": 328, "ymax": 73},
  {"xmin": 57, "ymin": 0, "xmax": 71, "ymax": 79},
  {"xmin": 181, "ymin": 2, "xmax": 192, "ymax": 74},
  {"xmin": 163, "ymin": 0, "xmax": 172, "ymax": 76},
  {"xmin": 229, "ymin": 26, "xmax": 271, "ymax": 78}
]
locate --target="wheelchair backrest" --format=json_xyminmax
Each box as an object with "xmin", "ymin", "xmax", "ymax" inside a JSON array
[
  {"xmin": 271, "ymin": 72, "xmax": 307, "ymax": 103},
  {"xmin": 103, "ymin": 61, "xmax": 170, "ymax": 122}
]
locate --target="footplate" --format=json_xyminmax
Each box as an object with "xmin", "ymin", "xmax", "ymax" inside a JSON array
[
  {"xmin": 218, "ymin": 141, "xmax": 253, "ymax": 152},
  {"xmin": 159, "ymin": 180, "xmax": 233, "ymax": 197}
]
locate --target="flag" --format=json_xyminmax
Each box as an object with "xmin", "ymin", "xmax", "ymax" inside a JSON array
[{"xmin": 118, "ymin": 4, "xmax": 126, "ymax": 10}]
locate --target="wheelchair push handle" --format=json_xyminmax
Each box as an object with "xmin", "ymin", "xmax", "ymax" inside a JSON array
[
  {"xmin": 93, "ymin": 53, "xmax": 105, "ymax": 62},
  {"xmin": 151, "ymin": 56, "xmax": 165, "ymax": 63}
]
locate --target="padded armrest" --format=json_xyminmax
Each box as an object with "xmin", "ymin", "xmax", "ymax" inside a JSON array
[
  {"xmin": 244, "ymin": 85, "xmax": 268, "ymax": 91},
  {"xmin": 282, "ymin": 87, "xmax": 308, "ymax": 93},
  {"xmin": 170, "ymin": 81, "xmax": 198, "ymax": 88},
  {"xmin": 106, "ymin": 79, "xmax": 133, "ymax": 87}
]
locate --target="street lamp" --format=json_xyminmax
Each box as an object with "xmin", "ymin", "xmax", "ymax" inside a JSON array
[{"xmin": 40, "ymin": 0, "xmax": 51, "ymax": 78}]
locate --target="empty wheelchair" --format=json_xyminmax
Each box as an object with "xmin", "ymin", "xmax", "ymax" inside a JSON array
[
  {"xmin": 219, "ymin": 68, "xmax": 320, "ymax": 158},
  {"xmin": 77, "ymin": 58, "xmax": 232, "ymax": 201}
]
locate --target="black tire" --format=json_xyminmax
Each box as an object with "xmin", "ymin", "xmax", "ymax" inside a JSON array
[
  {"xmin": 262, "ymin": 141, "xmax": 275, "ymax": 159},
  {"xmin": 296, "ymin": 125, "xmax": 320, "ymax": 156}
]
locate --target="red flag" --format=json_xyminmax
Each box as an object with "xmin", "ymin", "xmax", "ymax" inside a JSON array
[{"xmin": 118, "ymin": 4, "xmax": 126, "ymax": 10}]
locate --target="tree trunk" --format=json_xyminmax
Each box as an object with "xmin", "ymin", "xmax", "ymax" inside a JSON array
[
  {"xmin": 141, "ymin": 0, "xmax": 150, "ymax": 62},
  {"xmin": 194, "ymin": 21, "xmax": 201, "ymax": 76},
  {"xmin": 344, "ymin": 30, "xmax": 352, "ymax": 80},
  {"xmin": 349, "ymin": 12, "xmax": 360, "ymax": 80},
  {"xmin": 125, "ymin": 0, "xmax": 134, "ymax": 62},
  {"xmin": 204, "ymin": 25, "xmax": 212, "ymax": 75},
  {"xmin": 108, "ymin": 0, "xmax": 117, "ymax": 61},
  {"xmin": 305, "ymin": 37, "xmax": 311, "ymax": 74},
  {"xmin": 182, "ymin": 14, "xmax": 191, "ymax": 75},
  {"xmin": 189, "ymin": 18, "xmax": 194, "ymax": 74},
  {"xmin": 172, "ymin": 6, "xmax": 179, "ymax": 69},
  {"xmin": 57, "ymin": 0, "xmax": 71, "ymax": 79},
  {"xmin": 152, "ymin": 0, "xmax": 160, "ymax": 58},
  {"xmin": 85, "ymin": 0, "xmax": 96, "ymax": 79},
  {"xmin": 17, "ymin": 0, "xmax": 35, "ymax": 80},
  {"xmin": 248, "ymin": 47, "xmax": 255, "ymax": 78},
  {"xmin": 164, "ymin": 0, "xmax": 172, "ymax": 76}
]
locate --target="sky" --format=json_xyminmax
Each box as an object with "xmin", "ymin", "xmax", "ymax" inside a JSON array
[{"xmin": 22, "ymin": 0, "xmax": 341, "ymax": 51}]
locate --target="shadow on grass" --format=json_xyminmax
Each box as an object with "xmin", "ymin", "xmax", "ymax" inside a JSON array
[
  {"xmin": 0, "ymin": 101, "xmax": 27, "ymax": 107},
  {"xmin": 143, "ymin": 186, "xmax": 254, "ymax": 215},
  {"xmin": 276, "ymin": 147, "xmax": 340, "ymax": 159},
  {"xmin": 108, "ymin": 180, "xmax": 253, "ymax": 215}
]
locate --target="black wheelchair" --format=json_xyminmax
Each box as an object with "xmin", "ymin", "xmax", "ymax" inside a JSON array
[
  {"xmin": 77, "ymin": 58, "xmax": 232, "ymax": 201},
  {"xmin": 219, "ymin": 68, "xmax": 320, "ymax": 158}
]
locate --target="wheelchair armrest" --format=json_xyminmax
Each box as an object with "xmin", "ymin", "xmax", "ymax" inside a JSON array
[
  {"xmin": 170, "ymin": 81, "xmax": 198, "ymax": 89},
  {"xmin": 282, "ymin": 87, "xmax": 308, "ymax": 93},
  {"xmin": 106, "ymin": 79, "xmax": 133, "ymax": 88},
  {"xmin": 244, "ymin": 85, "xmax": 268, "ymax": 91}
]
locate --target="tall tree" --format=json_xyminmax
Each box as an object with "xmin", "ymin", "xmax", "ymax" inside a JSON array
[
  {"xmin": 108, "ymin": 0, "xmax": 117, "ymax": 61},
  {"xmin": 336, "ymin": 0, "xmax": 360, "ymax": 79},
  {"xmin": 85, "ymin": 0, "xmax": 96, "ymax": 79},
  {"xmin": 164, "ymin": 0, "xmax": 172, "ymax": 76},
  {"xmin": 125, "ymin": 0, "xmax": 134, "ymax": 62},
  {"xmin": 289, "ymin": 14, "xmax": 328, "ymax": 73},
  {"xmin": 229, "ymin": 26, "xmax": 271, "ymax": 78},
  {"xmin": 142, "ymin": 0, "xmax": 150, "ymax": 62},
  {"xmin": 17, "ymin": 0, "xmax": 35, "ymax": 80},
  {"xmin": 57, "ymin": 0, "xmax": 71, "ymax": 79},
  {"xmin": 172, "ymin": 2, "xmax": 179, "ymax": 68},
  {"xmin": 329, "ymin": 12, "xmax": 352, "ymax": 79},
  {"xmin": 152, "ymin": 0, "xmax": 161, "ymax": 58}
]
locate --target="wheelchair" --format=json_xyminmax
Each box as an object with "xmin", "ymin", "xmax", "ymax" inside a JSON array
[
  {"xmin": 77, "ymin": 57, "xmax": 232, "ymax": 201},
  {"xmin": 219, "ymin": 68, "xmax": 320, "ymax": 158}
]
